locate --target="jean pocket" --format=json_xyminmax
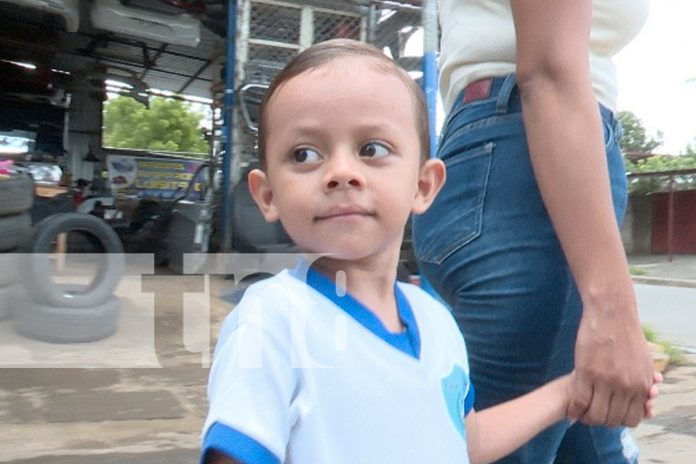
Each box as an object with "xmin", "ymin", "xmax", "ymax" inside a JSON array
[{"xmin": 413, "ymin": 142, "xmax": 493, "ymax": 265}]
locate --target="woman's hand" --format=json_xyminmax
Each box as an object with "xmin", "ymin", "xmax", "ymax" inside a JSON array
[{"xmin": 569, "ymin": 299, "xmax": 656, "ymax": 427}]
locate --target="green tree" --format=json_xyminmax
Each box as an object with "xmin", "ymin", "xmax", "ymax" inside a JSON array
[
  {"xmin": 103, "ymin": 96, "xmax": 209, "ymax": 156},
  {"xmin": 617, "ymin": 110, "xmax": 662, "ymax": 153},
  {"xmin": 624, "ymin": 153, "xmax": 696, "ymax": 195}
]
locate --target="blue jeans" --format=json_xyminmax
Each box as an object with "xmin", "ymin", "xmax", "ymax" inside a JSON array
[{"xmin": 412, "ymin": 74, "xmax": 637, "ymax": 463}]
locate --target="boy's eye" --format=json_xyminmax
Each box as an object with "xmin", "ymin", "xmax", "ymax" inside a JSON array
[
  {"xmin": 359, "ymin": 142, "xmax": 390, "ymax": 159},
  {"xmin": 292, "ymin": 148, "xmax": 320, "ymax": 163}
]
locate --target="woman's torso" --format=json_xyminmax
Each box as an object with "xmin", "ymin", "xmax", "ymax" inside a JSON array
[{"xmin": 438, "ymin": 0, "xmax": 650, "ymax": 111}]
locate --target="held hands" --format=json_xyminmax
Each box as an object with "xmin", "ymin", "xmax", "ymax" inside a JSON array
[
  {"xmin": 562, "ymin": 370, "xmax": 661, "ymax": 425},
  {"xmin": 564, "ymin": 370, "xmax": 661, "ymax": 423},
  {"xmin": 567, "ymin": 296, "xmax": 657, "ymax": 427}
]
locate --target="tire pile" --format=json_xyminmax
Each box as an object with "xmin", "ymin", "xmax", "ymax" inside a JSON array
[
  {"xmin": 0, "ymin": 174, "xmax": 34, "ymax": 321},
  {"xmin": 15, "ymin": 213, "xmax": 125, "ymax": 343}
]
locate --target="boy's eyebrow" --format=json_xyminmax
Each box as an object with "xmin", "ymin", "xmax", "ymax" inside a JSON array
[
  {"xmin": 287, "ymin": 124, "xmax": 325, "ymax": 137},
  {"xmin": 282, "ymin": 122, "xmax": 395, "ymax": 136},
  {"xmin": 353, "ymin": 121, "xmax": 408, "ymax": 137},
  {"xmin": 278, "ymin": 120, "xmax": 408, "ymax": 141}
]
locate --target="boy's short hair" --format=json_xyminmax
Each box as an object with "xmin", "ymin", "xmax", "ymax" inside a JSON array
[{"xmin": 257, "ymin": 39, "xmax": 429, "ymax": 168}]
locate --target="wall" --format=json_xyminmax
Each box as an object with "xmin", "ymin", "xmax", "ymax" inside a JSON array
[
  {"xmin": 621, "ymin": 194, "xmax": 654, "ymax": 255},
  {"xmin": 651, "ymin": 190, "xmax": 696, "ymax": 254}
]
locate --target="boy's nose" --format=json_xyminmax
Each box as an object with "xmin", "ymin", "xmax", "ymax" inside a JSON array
[{"xmin": 322, "ymin": 154, "xmax": 365, "ymax": 191}]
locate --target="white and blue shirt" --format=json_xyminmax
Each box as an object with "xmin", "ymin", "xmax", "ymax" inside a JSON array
[{"xmin": 201, "ymin": 265, "xmax": 475, "ymax": 463}]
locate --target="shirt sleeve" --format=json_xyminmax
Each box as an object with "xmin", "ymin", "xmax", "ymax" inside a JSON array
[
  {"xmin": 464, "ymin": 382, "xmax": 476, "ymax": 416},
  {"xmin": 202, "ymin": 422, "xmax": 279, "ymax": 464},
  {"xmin": 201, "ymin": 290, "xmax": 297, "ymax": 464}
]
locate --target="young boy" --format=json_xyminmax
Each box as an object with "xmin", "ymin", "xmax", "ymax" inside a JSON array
[{"xmin": 201, "ymin": 39, "xmax": 659, "ymax": 464}]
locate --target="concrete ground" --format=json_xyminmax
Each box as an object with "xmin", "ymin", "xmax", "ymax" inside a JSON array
[
  {"xmin": 0, "ymin": 269, "xmax": 228, "ymax": 463},
  {"xmin": 0, "ymin": 255, "xmax": 694, "ymax": 463},
  {"xmin": 629, "ymin": 254, "xmax": 696, "ymax": 463},
  {"xmin": 629, "ymin": 254, "xmax": 696, "ymax": 288},
  {"xmin": 633, "ymin": 354, "xmax": 696, "ymax": 464}
]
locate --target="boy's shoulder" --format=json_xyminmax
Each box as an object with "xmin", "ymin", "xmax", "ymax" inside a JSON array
[
  {"xmin": 397, "ymin": 281, "xmax": 451, "ymax": 318},
  {"xmin": 240, "ymin": 268, "xmax": 320, "ymax": 306},
  {"xmin": 217, "ymin": 270, "xmax": 297, "ymax": 330},
  {"xmin": 230, "ymin": 269, "xmax": 304, "ymax": 315},
  {"xmin": 397, "ymin": 281, "xmax": 464, "ymax": 344}
]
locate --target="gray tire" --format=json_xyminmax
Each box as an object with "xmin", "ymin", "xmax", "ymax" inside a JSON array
[
  {"xmin": 0, "ymin": 175, "xmax": 33, "ymax": 216},
  {"xmin": 14, "ymin": 296, "xmax": 120, "ymax": 343},
  {"xmin": 24, "ymin": 213, "xmax": 124, "ymax": 307},
  {"xmin": 0, "ymin": 284, "xmax": 21, "ymax": 321},
  {"xmin": 0, "ymin": 213, "xmax": 32, "ymax": 251},
  {"xmin": 0, "ymin": 253, "xmax": 19, "ymax": 286}
]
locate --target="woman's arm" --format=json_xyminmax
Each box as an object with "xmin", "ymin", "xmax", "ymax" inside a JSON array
[
  {"xmin": 466, "ymin": 375, "xmax": 572, "ymax": 464},
  {"xmin": 509, "ymin": 0, "xmax": 653, "ymax": 426}
]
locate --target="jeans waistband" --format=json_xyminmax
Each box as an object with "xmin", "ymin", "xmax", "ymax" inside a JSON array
[
  {"xmin": 453, "ymin": 73, "xmax": 617, "ymax": 127},
  {"xmin": 443, "ymin": 74, "xmax": 518, "ymax": 131},
  {"xmin": 457, "ymin": 74, "xmax": 517, "ymax": 112}
]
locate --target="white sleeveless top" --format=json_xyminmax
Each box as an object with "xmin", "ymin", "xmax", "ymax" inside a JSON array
[{"xmin": 438, "ymin": 0, "xmax": 650, "ymax": 111}]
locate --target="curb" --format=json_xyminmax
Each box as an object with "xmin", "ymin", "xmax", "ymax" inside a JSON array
[{"xmin": 632, "ymin": 276, "xmax": 696, "ymax": 288}]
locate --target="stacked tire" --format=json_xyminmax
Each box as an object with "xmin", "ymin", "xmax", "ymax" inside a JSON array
[
  {"xmin": 15, "ymin": 213, "xmax": 125, "ymax": 343},
  {"xmin": 0, "ymin": 174, "xmax": 34, "ymax": 321}
]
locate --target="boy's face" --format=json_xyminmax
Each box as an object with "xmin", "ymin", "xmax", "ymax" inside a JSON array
[{"xmin": 249, "ymin": 56, "xmax": 444, "ymax": 264}]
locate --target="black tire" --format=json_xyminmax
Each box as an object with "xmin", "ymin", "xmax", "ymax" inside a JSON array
[
  {"xmin": 0, "ymin": 212, "xmax": 32, "ymax": 252},
  {"xmin": 0, "ymin": 284, "xmax": 21, "ymax": 321},
  {"xmin": 24, "ymin": 213, "xmax": 124, "ymax": 308},
  {"xmin": 230, "ymin": 165, "xmax": 295, "ymax": 252},
  {"xmin": 0, "ymin": 175, "xmax": 34, "ymax": 216},
  {"xmin": 0, "ymin": 253, "xmax": 19, "ymax": 286},
  {"xmin": 13, "ymin": 296, "xmax": 120, "ymax": 343}
]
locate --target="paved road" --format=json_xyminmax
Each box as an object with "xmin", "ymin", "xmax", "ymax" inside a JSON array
[
  {"xmin": 633, "ymin": 278, "xmax": 696, "ymax": 464},
  {"xmin": 8, "ymin": 450, "xmax": 198, "ymax": 464},
  {"xmin": 636, "ymin": 283, "xmax": 696, "ymax": 350}
]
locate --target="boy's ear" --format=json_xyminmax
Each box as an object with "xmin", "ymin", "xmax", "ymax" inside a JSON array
[
  {"xmin": 247, "ymin": 168, "xmax": 279, "ymax": 222},
  {"xmin": 412, "ymin": 158, "xmax": 446, "ymax": 214}
]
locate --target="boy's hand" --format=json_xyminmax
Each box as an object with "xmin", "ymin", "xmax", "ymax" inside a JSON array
[{"xmin": 644, "ymin": 371, "xmax": 662, "ymax": 420}]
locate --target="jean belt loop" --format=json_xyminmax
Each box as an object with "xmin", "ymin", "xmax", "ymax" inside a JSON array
[
  {"xmin": 441, "ymin": 99, "xmax": 458, "ymax": 136},
  {"xmin": 496, "ymin": 74, "xmax": 518, "ymax": 114}
]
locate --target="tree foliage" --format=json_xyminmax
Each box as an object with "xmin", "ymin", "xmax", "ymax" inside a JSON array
[
  {"xmin": 616, "ymin": 110, "xmax": 662, "ymax": 153},
  {"xmin": 684, "ymin": 138, "xmax": 696, "ymax": 156},
  {"xmin": 616, "ymin": 110, "xmax": 696, "ymax": 194},
  {"xmin": 624, "ymin": 154, "xmax": 696, "ymax": 195},
  {"xmin": 103, "ymin": 96, "xmax": 209, "ymax": 156}
]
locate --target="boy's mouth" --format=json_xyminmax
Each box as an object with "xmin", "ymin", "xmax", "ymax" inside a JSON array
[{"xmin": 315, "ymin": 205, "xmax": 374, "ymax": 221}]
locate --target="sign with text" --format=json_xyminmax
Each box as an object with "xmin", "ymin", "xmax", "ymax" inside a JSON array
[{"xmin": 107, "ymin": 155, "xmax": 205, "ymax": 199}]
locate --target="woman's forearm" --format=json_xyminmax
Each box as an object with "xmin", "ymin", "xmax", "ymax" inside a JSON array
[
  {"xmin": 511, "ymin": 0, "xmax": 635, "ymax": 308},
  {"xmin": 518, "ymin": 75, "xmax": 635, "ymax": 308}
]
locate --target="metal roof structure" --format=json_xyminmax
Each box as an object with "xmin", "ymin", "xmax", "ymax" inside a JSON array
[{"xmin": 0, "ymin": 0, "xmax": 423, "ymax": 102}]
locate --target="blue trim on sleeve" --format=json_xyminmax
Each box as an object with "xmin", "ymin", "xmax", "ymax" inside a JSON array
[
  {"xmin": 201, "ymin": 421, "xmax": 280, "ymax": 464},
  {"xmin": 291, "ymin": 264, "xmax": 421, "ymax": 359},
  {"xmin": 464, "ymin": 383, "xmax": 475, "ymax": 416}
]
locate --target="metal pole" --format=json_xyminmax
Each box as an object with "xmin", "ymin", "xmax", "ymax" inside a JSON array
[
  {"xmin": 421, "ymin": 0, "xmax": 438, "ymax": 158},
  {"xmin": 667, "ymin": 176, "xmax": 675, "ymax": 262},
  {"xmin": 221, "ymin": 0, "xmax": 238, "ymax": 251},
  {"xmin": 417, "ymin": 0, "xmax": 449, "ymax": 304}
]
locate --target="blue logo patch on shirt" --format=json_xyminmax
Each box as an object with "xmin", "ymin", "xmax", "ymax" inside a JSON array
[{"xmin": 441, "ymin": 364, "xmax": 467, "ymax": 439}]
